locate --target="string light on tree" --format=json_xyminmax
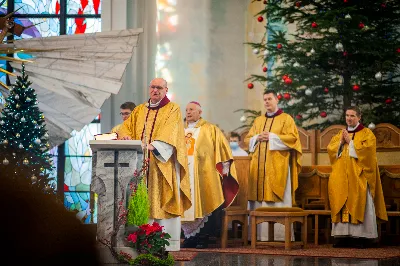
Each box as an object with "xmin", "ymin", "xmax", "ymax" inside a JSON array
[
  {"xmin": 0, "ymin": 63, "xmax": 54, "ymax": 193},
  {"xmin": 252, "ymin": 48, "xmax": 260, "ymax": 54},
  {"xmin": 375, "ymin": 72, "xmax": 382, "ymax": 80}
]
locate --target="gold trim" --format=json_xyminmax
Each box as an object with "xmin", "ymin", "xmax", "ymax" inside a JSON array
[
  {"xmin": 380, "ymin": 169, "xmax": 400, "ymax": 179},
  {"xmin": 0, "ymin": 81, "xmax": 9, "ymax": 90},
  {"xmin": 299, "ymin": 168, "xmax": 330, "ymax": 178},
  {"xmin": 0, "ymin": 68, "xmax": 16, "ymax": 76}
]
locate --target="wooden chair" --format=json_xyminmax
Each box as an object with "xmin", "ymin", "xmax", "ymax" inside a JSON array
[
  {"xmin": 250, "ymin": 207, "xmax": 308, "ymax": 250},
  {"xmin": 220, "ymin": 156, "xmax": 250, "ymax": 248},
  {"xmin": 297, "ymin": 166, "xmax": 332, "ymax": 245}
]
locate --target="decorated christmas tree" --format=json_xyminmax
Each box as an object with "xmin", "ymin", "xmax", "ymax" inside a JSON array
[
  {"xmin": 247, "ymin": 0, "xmax": 400, "ymax": 129},
  {"xmin": 0, "ymin": 64, "xmax": 54, "ymax": 192}
]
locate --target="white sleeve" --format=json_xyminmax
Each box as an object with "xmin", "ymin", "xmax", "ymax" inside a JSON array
[
  {"xmin": 151, "ymin": 141, "xmax": 174, "ymax": 163},
  {"xmin": 249, "ymin": 135, "xmax": 259, "ymax": 152},
  {"xmin": 268, "ymin": 132, "xmax": 290, "ymax": 151},
  {"xmin": 348, "ymin": 140, "xmax": 358, "ymax": 159},
  {"xmin": 222, "ymin": 161, "xmax": 231, "ymax": 175}
]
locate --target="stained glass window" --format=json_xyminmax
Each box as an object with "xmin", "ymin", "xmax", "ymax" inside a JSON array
[
  {"xmin": 66, "ymin": 17, "xmax": 101, "ymax": 35},
  {"xmin": 64, "ymin": 121, "xmax": 100, "ymax": 224},
  {"xmin": 67, "ymin": 0, "xmax": 101, "ymax": 15},
  {"xmin": 64, "ymin": 191, "xmax": 96, "ymax": 224},
  {"xmin": 16, "ymin": 18, "xmax": 60, "ymax": 38},
  {"xmin": 65, "ymin": 123, "xmax": 100, "ymax": 156},
  {"xmin": 15, "ymin": 0, "xmax": 58, "ymax": 14}
]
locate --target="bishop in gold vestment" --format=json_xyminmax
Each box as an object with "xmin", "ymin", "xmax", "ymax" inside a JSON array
[
  {"xmin": 181, "ymin": 102, "xmax": 239, "ymax": 244},
  {"xmin": 245, "ymin": 90, "xmax": 302, "ymax": 241},
  {"xmin": 118, "ymin": 79, "xmax": 191, "ymax": 251},
  {"xmin": 328, "ymin": 107, "xmax": 387, "ymax": 246}
]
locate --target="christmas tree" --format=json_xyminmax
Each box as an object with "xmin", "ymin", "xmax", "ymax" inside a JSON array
[
  {"xmin": 248, "ymin": 0, "xmax": 400, "ymax": 129},
  {"xmin": 0, "ymin": 64, "xmax": 54, "ymax": 192}
]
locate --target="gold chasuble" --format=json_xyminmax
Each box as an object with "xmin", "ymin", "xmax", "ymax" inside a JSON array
[
  {"xmin": 184, "ymin": 119, "xmax": 239, "ymax": 219},
  {"xmin": 245, "ymin": 110, "xmax": 302, "ymax": 203},
  {"xmin": 118, "ymin": 98, "xmax": 191, "ymax": 219},
  {"xmin": 327, "ymin": 125, "xmax": 387, "ymax": 224},
  {"xmin": 111, "ymin": 123, "xmax": 122, "ymax": 134}
]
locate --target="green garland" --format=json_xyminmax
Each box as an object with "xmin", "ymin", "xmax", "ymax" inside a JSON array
[
  {"xmin": 127, "ymin": 179, "xmax": 150, "ymax": 226},
  {"xmin": 129, "ymin": 254, "xmax": 174, "ymax": 266}
]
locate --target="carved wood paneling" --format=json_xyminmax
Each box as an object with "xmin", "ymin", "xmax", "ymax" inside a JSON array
[
  {"xmin": 373, "ymin": 123, "xmax": 400, "ymax": 150},
  {"xmin": 316, "ymin": 125, "xmax": 346, "ymax": 152},
  {"xmin": 229, "ymin": 156, "xmax": 251, "ymax": 210}
]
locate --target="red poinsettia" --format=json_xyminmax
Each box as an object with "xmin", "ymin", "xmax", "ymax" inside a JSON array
[{"xmin": 126, "ymin": 222, "xmax": 171, "ymax": 257}]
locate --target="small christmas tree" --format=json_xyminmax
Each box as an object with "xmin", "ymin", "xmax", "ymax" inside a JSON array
[
  {"xmin": 248, "ymin": 0, "xmax": 400, "ymax": 128},
  {"xmin": 0, "ymin": 64, "xmax": 54, "ymax": 192}
]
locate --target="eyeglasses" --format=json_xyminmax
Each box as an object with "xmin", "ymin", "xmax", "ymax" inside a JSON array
[
  {"xmin": 120, "ymin": 112, "xmax": 131, "ymax": 116},
  {"xmin": 149, "ymin": 85, "xmax": 165, "ymax": 90}
]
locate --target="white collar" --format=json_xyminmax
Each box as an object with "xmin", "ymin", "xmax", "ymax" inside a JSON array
[
  {"xmin": 187, "ymin": 120, "xmax": 199, "ymax": 128},
  {"xmin": 347, "ymin": 122, "xmax": 360, "ymax": 131},
  {"xmin": 149, "ymin": 97, "xmax": 163, "ymax": 108},
  {"xmin": 266, "ymin": 108, "xmax": 279, "ymax": 117}
]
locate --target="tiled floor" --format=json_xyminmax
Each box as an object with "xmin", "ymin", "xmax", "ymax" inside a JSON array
[{"xmin": 174, "ymin": 253, "xmax": 400, "ymax": 266}]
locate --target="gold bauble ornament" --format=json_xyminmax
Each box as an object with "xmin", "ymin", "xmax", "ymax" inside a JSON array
[{"xmin": 23, "ymin": 158, "xmax": 29, "ymax": 165}]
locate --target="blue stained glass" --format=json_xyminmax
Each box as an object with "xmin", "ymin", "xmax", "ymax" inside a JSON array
[
  {"xmin": 12, "ymin": 18, "xmax": 60, "ymax": 39},
  {"xmin": 64, "ymin": 156, "xmax": 92, "ymax": 191},
  {"xmin": 47, "ymin": 146, "xmax": 58, "ymax": 190},
  {"xmin": 0, "ymin": 91, "xmax": 4, "ymax": 105},
  {"xmin": 64, "ymin": 191, "xmax": 94, "ymax": 224},
  {"xmin": 15, "ymin": 0, "xmax": 58, "ymax": 15},
  {"xmin": 65, "ymin": 123, "xmax": 100, "ymax": 156},
  {"xmin": 0, "ymin": 57, "xmax": 6, "ymax": 86}
]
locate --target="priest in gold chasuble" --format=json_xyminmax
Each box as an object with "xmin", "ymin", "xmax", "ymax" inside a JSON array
[
  {"xmin": 118, "ymin": 78, "xmax": 191, "ymax": 251},
  {"xmin": 181, "ymin": 102, "xmax": 239, "ymax": 248},
  {"xmin": 328, "ymin": 106, "xmax": 387, "ymax": 248},
  {"xmin": 245, "ymin": 90, "xmax": 302, "ymax": 241}
]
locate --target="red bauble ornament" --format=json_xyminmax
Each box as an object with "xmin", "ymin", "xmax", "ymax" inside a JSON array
[
  {"xmin": 257, "ymin": 16, "xmax": 264, "ymax": 22},
  {"xmin": 247, "ymin": 83, "xmax": 254, "ymax": 89},
  {"xmin": 324, "ymin": 87, "xmax": 329, "ymax": 93},
  {"xmin": 277, "ymin": 43, "xmax": 283, "ymax": 49},
  {"xmin": 358, "ymin": 22, "xmax": 365, "ymax": 29},
  {"xmin": 381, "ymin": 3, "xmax": 386, "ymax": 8},
  {"xmin": 385, "ymin": 98, "xmax": 393, "ymax": 104},
  {"xmin": 277, "ymin": 93, "xmax": 283, "ymax": 100},
  {"xmin": 284, "ymin": 78, "xmax": 293, "ymax": 84},
  {"xmin": 396, "ymin": 48, "xmax": 400, "ymax": 53},
  {"xmin": 263, "ymin": 67, "xmax": 268, "ymax": 72},
  {"xmin": 343, "ymin": 51, "xmax": 348, "ymax": 57},
  {"xmin": 263, "ymin": 0, "xmax": 267, "ymax": 4},
  {"xmin": 320, "ymin": 111, "xmax": 327, "ymax": 118},
  {"xmin": 311, "ymin": 22, "xmax": 318, "ymax": 28},
  {"xmin": 295, "ymin": 1, "xmax": 301, "ymax": 7},
  {"xmin": 295, "ymin": 114, "xmax": 302, "ymax": 120},
  {"xmin": 352, "ymin": 84, "xmax": 360, "ymax": 91},
  {"xmin": 343, "ymin": 0, "xmax": 348, "ymax": 2},
  {"xmin": 283, "ymin": 93, "xmax": 290, "ymax": 100},
  {"xmin": 282, "ymin": 74, "xmax": 289, "ymax": 81}
]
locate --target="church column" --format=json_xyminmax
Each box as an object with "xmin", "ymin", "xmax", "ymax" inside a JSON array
[{"xmin": 101, "ymin": 0, "xmax": 156, "ymax": 133}]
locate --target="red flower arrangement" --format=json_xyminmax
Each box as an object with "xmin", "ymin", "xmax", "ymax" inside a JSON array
[{"xmin": 126, "ymin": 222, "xmax": 171, "ymax": 259}]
